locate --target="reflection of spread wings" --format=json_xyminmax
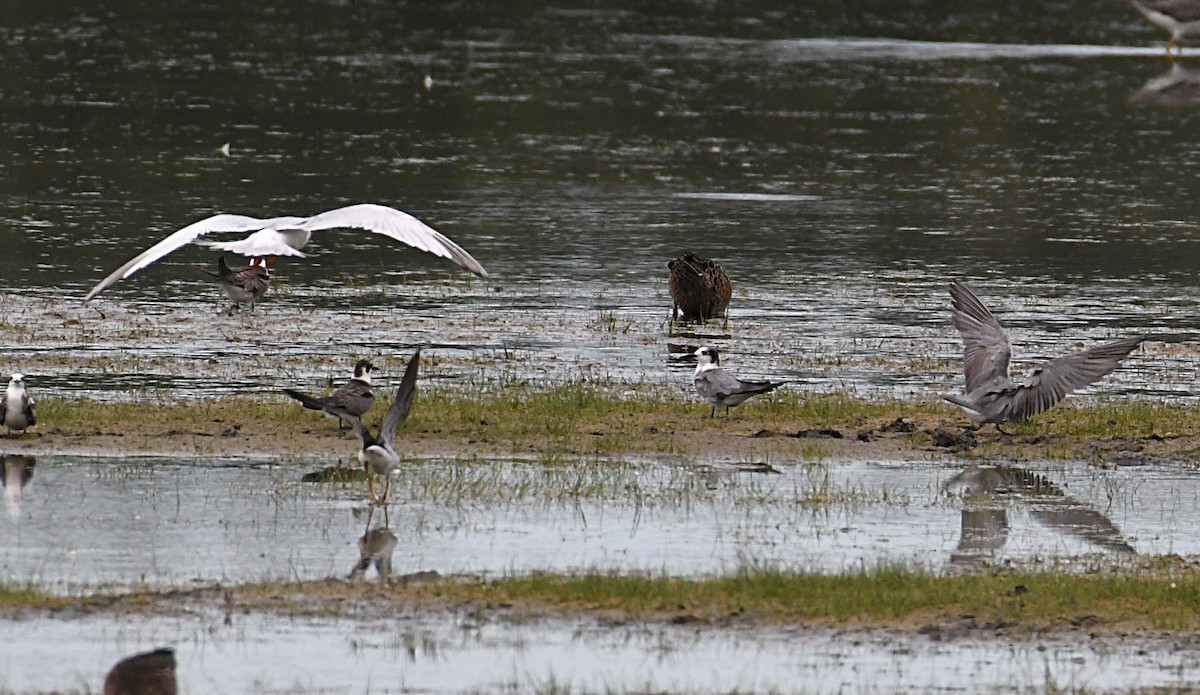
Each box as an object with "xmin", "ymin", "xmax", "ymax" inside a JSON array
[
  {"xmin": 1129, "ymin": 63, "xmax": 1200, "ymax": 108},
  {"xmin": 946, "ymin": 465, "xmax": 1136, "ymax": 560},
  {"xmin": 1028, "ymin": 506, "xmax": 1136, "ymax": 555},
  {"xmin": 951, "ymin": 509, "xmax": 1009, "ymax": 565}
]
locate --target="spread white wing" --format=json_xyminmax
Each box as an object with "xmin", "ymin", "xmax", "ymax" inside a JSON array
[
  {"xmin": 83, "ymin": 213, "xmax": 302, "ymax": 301},
  {"xmin": 203, "ymin": 204, "xmax": 488, "ymax": 276},
  {"xmin": 298, "ymin": 204, "xmax": 488, "ymax": 279},
  {"xmin": 84, "ymin": 203, "xmax": 489, "ymax": 302}
]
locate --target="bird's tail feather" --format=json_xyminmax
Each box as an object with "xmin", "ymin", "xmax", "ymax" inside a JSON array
[{"xmin": 283, "ymin": 388, "xmax": 326, "ymax": 411}]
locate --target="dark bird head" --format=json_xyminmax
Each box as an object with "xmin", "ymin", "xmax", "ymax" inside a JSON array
[
  {"xmin": 353, "ymin": 359, "xmax": 375, "ymax": 379},
  {"xmin": 693, "ymin": 345, "xmax": 720, "ymax": 366}
]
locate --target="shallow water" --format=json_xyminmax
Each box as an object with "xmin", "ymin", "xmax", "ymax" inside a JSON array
[
  {"xmin": 2, "ymin": 3, "xmax": 1200, "ymax": 403},
  {"xmin": 5, "ymin": 610, "xmax": 1200, "ymax": 694},
  {"xmin": 1, "ymin": 454, "xmax": 1192, "ymax": 592}
]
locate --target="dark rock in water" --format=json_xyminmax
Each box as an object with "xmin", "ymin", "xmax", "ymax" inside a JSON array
[
  {"xmin": 302, "ymin": 466, "xmax": 368, "ymax": 483},
  {"xmin": 791, "ymin": 428, "xmax": 844, "ymax": 440},
  {"xmin": 856, "ymin": 429, "xmax": 873, "ymax": 442},
  {"xmin": 1107, "ymin": 451, "xmax": 1194, "ymax": 468},
  {"xmin": 879, "ymin": 417, "xmax": 915, "ymax": 434},
  {"xmin": 930, "ymin": 426, "xmax": 976, "ymax": 450}
]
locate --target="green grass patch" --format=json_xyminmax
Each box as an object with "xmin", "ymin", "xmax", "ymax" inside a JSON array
[
  {"xmin": 396, "ymin": 566, "xmax": 1200, "ymax": 631},
  {"xmin": 0, "ymin": 584, "xmax": 67, "ymax": 611},
  {"xmin": 31, "ymin": 566, "xmax": 1199, "ymax": 634},
  {"xmin": 28, "ymin": 386, "xmax": 1200, "ymax": 461}
]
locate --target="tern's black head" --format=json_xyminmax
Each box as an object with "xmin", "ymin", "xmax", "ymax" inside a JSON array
[
  {"xmin": 353, "ymin": 359, "xmax": 375, "ymax": 378},
  {"xmin": 694, "ymin": 345, "xmax": 720, "ymax": 365}
]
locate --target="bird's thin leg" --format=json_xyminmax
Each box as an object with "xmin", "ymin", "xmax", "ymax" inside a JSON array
[
  {"xmin": 380, "ymin": 475, "xmax": 392, "ymax": 505},
  {"xmin": 994, "ymin": 423, "xmax": 1014, "ymax": 436},
  {"xmin": 366, "ymin": 467, "xmax": 379, "ymax": 505},
  {"xmin": 709, "ymin": 406, "xmax": 716, "ymax": 418}
]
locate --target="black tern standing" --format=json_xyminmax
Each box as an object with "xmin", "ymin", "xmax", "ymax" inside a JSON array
[
  {"xmin": 103, "ymin": 647, "xmax": 177, "ymax": 695},
  {"xmin": 1128, "ymin": 0, "xmax": 1200, "ymax": 56},
  {"xmin": 944, "ymin": 280, "xmax": 1145, "ymax": 432},
  {"xmin": 83, "ymin": 202, "xmax": 489, "ymax": 303},
  {"xmin": 0, "ymin": 373, "xmax": 36, "ymax": 436},
  {"xmin": 693, "ymin": 346, "xmax": 785, "ymax": 417},
  {"xmin": 205, "ymin": 255, "xmax": 272, "ymax": 313},
  {"xmin": 284, "ymin": 358, "xmax": 376, "ymax": 431}
]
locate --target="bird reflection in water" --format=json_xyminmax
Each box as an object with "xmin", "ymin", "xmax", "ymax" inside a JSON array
[
  {"xmin": 944, "ymin": 465, "xmax": 1135, "ymax": 566},
  {"xmin": 1129, "ymin": 62, "xmax": 1200, "ymax": 107},
  {"xmin": 349, "ymin": 505, "xmax": 398, "ymax": 582},
  {"xmin": 2, "ymin": 454, "xmax": 35, "ymax": 521}
]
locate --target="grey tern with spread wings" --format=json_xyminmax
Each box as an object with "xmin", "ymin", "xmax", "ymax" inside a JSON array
[
  {"xmin": 944, "ymin": 280, "xmax": 1144, "ymax": 431},
  {"xmin": 84, "ymin": 203, "xmax": 488, "ymax": 302}
]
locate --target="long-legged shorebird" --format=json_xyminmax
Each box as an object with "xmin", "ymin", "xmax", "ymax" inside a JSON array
[
  {"xmin": 693, "ymin": 346, "xmax": 785, "ymax": 417},
  {"xmin": 1128, "ymin": 0, "xmax": 1200, "ymax": 56},
  {"xmin": 284, "ymin": 358, "xmax": 376, "ymax": 431},
  {"xmin": 944, "ymin": 280, "xmax": 1145, "ymax": 432},
  {"xmin": 84, "ymin": 203, "xmax": 488, "ymax": 302}
]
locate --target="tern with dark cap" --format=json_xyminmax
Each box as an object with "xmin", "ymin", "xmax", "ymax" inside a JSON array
[
  {"xmin": 693, "ymin": 346, "xmax": 785, "ymax": 417},
  {"xmin": 205, "ymin": 255, "xmax": 272, "ymax": 312},
  {"xmin": 0, "ymin": 374, "xmax": 36, "ymax": 436},
  {"xmin": 284, "ymin": 358, "xmax": 376, "ymax": 431},
  {"xmin": 944, "ymin": 280, "xmax": 1145, "ymax": 433}
]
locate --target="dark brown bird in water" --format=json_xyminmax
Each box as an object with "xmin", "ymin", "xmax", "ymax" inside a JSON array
[
  {"xmin": 667, "ymin": 253, "xmax": 732, "ymax": 323},
  {"xmin": 104, "ymin": 648, "xmax": 177, "ymax": 695}
]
